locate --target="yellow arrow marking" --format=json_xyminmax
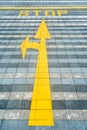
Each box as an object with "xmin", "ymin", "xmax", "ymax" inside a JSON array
[{"xmin": 20, "ymin": 19, "xmax": 54, "ymax": 126}]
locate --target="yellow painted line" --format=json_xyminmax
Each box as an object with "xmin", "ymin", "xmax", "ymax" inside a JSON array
[
  {"xmin": 0, "ymin": 6, "xmax": 87, "ymax": 10},
  {"xmin": 20, "ymin": 19, "xmax": 54, "ymax": 126}
]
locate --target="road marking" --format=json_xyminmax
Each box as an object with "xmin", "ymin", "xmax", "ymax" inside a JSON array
[
  {"xmin": 58, "ymin": 10, "xmax": 68, "ymax": 16},
  {"xmin": 19, "ymin": 10, "xmax": 29, "ymax": 16},
  {"xmin": 19, "ymin": 10, "xmax": 68, "ymax": 16},
  {"xmin": 20, "ymin": 19, "xmax": 54, "ymax": 126},
  {"xmin": 45, "ymin": 10, "xmax": 55, "ymax": 16},
  {"xmin": 0, "ymin": 6, "xmax": 87, "ymax": 10},
  {"xmin": 0, "ymin": 110, "xmax": 86, "ymax": 120}
]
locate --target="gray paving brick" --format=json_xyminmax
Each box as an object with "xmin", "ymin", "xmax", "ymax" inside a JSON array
[
  {"xmin": 68, "ymin": 121, "xmax": 86, "ymax": 130},
  {"xmin": 1, "ymin": 120, "xmax": 18, "ymax": 130},
  {"xmin": 53, "ymin": 120, "xmax": 69, "ymax": 130},
  {"xmin": 18, "ymin": 120, "xmax": 35, "ymax": 130}
]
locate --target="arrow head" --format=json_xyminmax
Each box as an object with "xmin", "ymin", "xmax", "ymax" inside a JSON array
[
  {"xmin": 34, "ymin": 19, "xmax": 51, "ymax": 39},
  {"xmin": 20, "ymin": 35, "xmax": 30, "ymax": 59}
]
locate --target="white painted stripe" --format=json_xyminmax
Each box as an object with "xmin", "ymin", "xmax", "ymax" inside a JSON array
[
  {"xmin": 0, "ymin": 16, "xmax": 87, "ymax": 19},
  {"xmin": 0, "ymin": 50, "xmax": 86, "ymax": 53},
  {"xmin": 0, "ymin": 92, "xmax": 87, "ymax": 100},
  {"xmin": 0, "ymin": 73, "xmax": 27, "ymax": 78},
  {"xmin": 0, "ymin": 35, "xmax": 86, "ymax": 38},
  {"xmin": 0, "ymin": 60, "xmax": 87, "ymax": 64},
  {"xmin": 0, "ymin": 0, "xmax": 87, "ymax": 1},
  {"xmin": 50, "ymin": 73, "xmax": 85, "ymax": 78},
  {"xmin": 0, "ymin": 45, "xmax": 18, "ymax": 48},
  {"xmin": 0, "ymin": 23, "xmax": 87, "ymax": 26},
  {"xmin": 0, "ymin": 18, "xmax": 87, "ymax": 21},
  {"xmin": 0, "ymin": 110, "xmax": 86, "ymax": 120},
  {"xmin": 55, "ymin": 34, "xmax": 87, "ymax": 37},
  {"xmin": 1, "ymin": 31, "xmax": 85, "ymax": 34},
  {"xmin": 47, "ymin": 45, "xmax": 87, "ymax": 48},
  {"xmin": 0, "ymin": 92, "xmax": 32, "ymax": 100},
  {"xmin": 1, "ymin": 45, "xmax": 87, "ymax": 49},
  {"xmin": 54, "ymin": 110, "xmax": 83, "ymax": 120},
  {"xmin": 0, "ymin": 73, "xmax": 86, "ymax": 79}
]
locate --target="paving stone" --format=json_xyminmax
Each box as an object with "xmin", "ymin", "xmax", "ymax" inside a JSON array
[
  {"xmin": 1, "ymin": 120, "xmax": 19, "ymax": 130},
  {"xmin": 18, "ymin": 120, "xmax": 35, "ymax": 130},
  {"xmin": 68, "ymin": 121, "xmax": 86, "ymax": 130},
  {"xmin": 53, "ymin": 120, "xmax": 69, "ymax": 130}
]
